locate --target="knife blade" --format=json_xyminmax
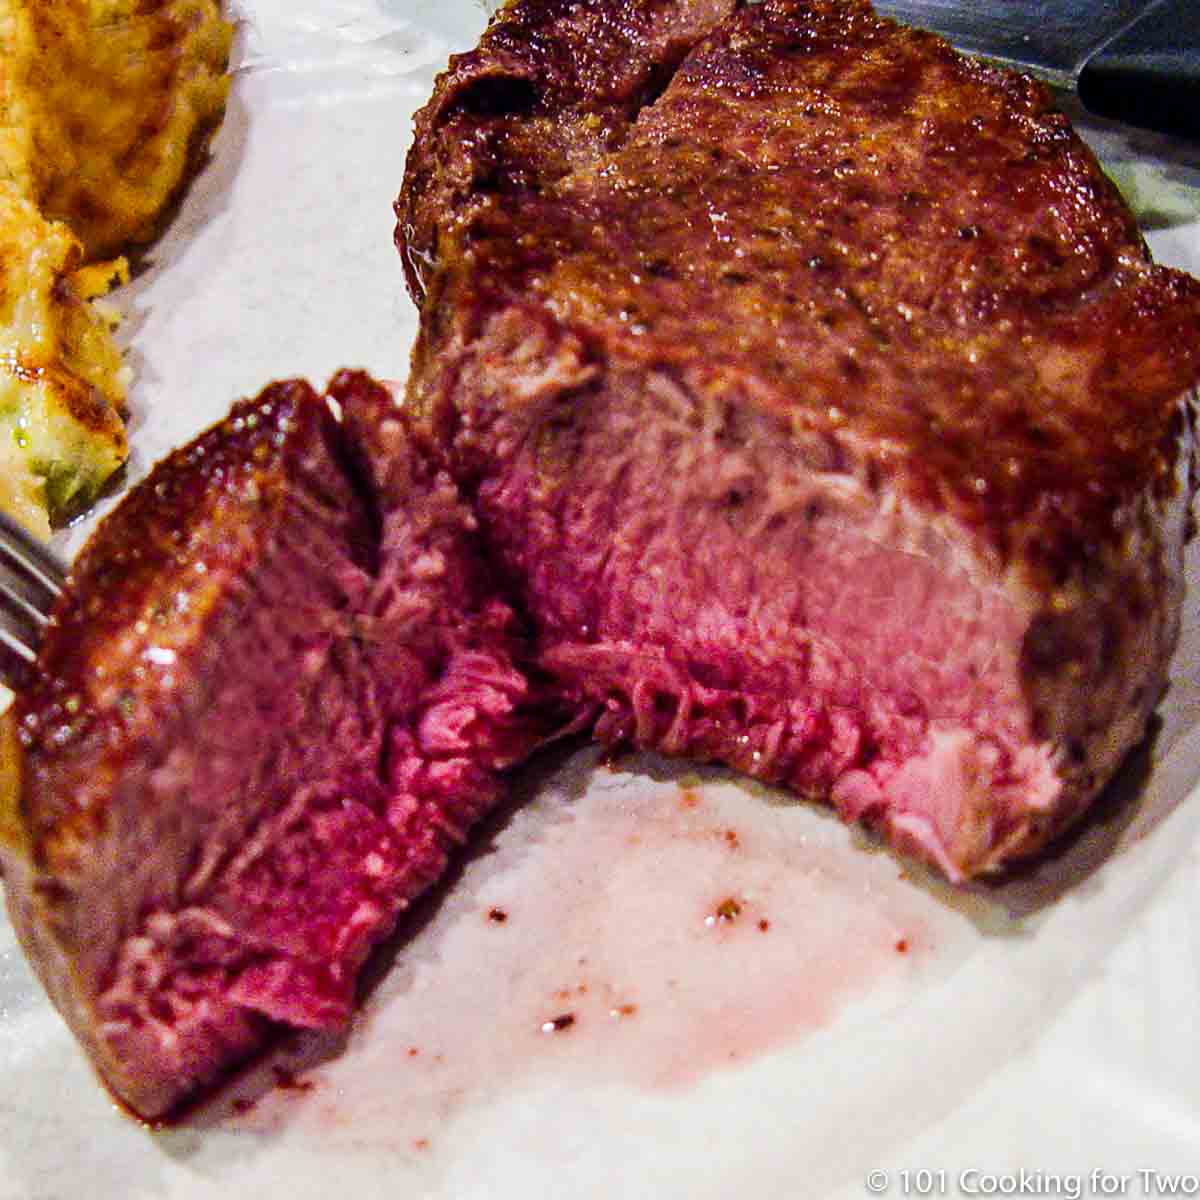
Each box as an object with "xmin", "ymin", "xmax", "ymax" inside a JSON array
[{"xmin": 873, "ymin": 0, "xmax": 1200, "ymax": 140}]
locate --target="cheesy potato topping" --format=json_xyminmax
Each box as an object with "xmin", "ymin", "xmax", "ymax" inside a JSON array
[
  {"xmin": 0, "ymin": 0, "xmax": 232, "ymax": 536},
  {"xmin": 0, "ymin": 182, "xmax": 129, "ymax": 537},
  {"xmin": 1, "ymin": 0, "xmax": 233, "ymax": 260}
]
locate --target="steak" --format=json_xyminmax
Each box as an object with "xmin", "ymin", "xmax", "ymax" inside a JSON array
[
  {"xmin": 0, "ymin": 371, "xmax": 545, "ymax": 1118},
  {"xmin": 5, "ymin": 0, "xmax": 1200, "ymax": 1124},
  {"xmin": 397, "ymin": 0, "xmax": 1200, "ymax": 879}
]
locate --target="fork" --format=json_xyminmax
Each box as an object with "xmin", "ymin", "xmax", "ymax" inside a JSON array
[{"xmin": 0, "ymin": 510, "xmax": 66, "ymax": 675}]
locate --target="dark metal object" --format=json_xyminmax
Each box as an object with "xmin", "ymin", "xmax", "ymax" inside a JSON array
[{"xmin": 874, "ymin": 0, "xmax": 1200, "ymax": 139}]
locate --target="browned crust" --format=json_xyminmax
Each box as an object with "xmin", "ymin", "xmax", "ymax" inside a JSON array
[
  {"xmin": 6, "ymin": 379, "xmax": 374, "ymax": 1116},
  {"xmin": 15, "ymin": 380, "xmax": 356, "ymax": 868},
  {"xmin": 19, "ymin": 0, "xmax": 234, "ymax": 260},
  {"xmin": 397, "ymin": 0, "xmax": 1200, "ymax": 580}
]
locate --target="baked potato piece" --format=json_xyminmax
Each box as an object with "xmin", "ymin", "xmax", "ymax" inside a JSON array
[
  {"xmin": 0, "ymin": 0, "xmax": 232, "ymax": 536},
  {"xmin": 0, "ymin": 0, "xmax": 233, "ymax": 260},
  {"xmin": 0, "ymin": 181, "xmax": 128, "ymax": 538}
]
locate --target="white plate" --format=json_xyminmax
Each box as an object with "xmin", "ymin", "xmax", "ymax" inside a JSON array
[{"xmin": 3, "ymin": 5, "xmax": 1200, "ymax": 1197}]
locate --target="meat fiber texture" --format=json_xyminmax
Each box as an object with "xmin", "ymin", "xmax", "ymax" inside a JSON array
[
  {"xmin": 0, "ymin": 372, "xmax": 545, "ymax": 1119},
  {"xmin": 397, "ymin": 0, "xmax": 1200, "ymax": 882}
]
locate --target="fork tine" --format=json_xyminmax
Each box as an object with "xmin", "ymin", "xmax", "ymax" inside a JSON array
[
  {"xmin": 0, "ymin": 575, "xmax": 51, "ymax": 629},
  {"xmin": 0, "ymin": 625, "xmax": 36, "ymax": 665},
  {"xmin": 0, "ymin": 511, "xmax": 68, "ymax": 680},
  {"xmin": 0, "ymin": 510, "xmax": 67, "ymax": 599}
]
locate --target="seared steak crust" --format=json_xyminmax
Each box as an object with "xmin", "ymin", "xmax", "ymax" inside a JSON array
[
  {"xmin": 402, "ymin": 0, "xmax": 1200, "ymax": 563},
  {"xmin": 398, "ymin": 0, "xmax": 1200, "ymax": 876},
  {"xmin": 4, "ymin": 373, "xmax": 544, "ymax": 1117}
]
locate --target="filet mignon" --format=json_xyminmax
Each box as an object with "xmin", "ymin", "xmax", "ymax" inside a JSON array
[
  {"xmin": 397, "ymin": 0, "xmax": 1200, "ymax": 879},
  {"xmin": 7, "ymin": 0, "xmax": 1200, "ymax": 1124},
  {"xmin": 0, "ymin": 372, "xmax": 545, "ymax": 1118}
]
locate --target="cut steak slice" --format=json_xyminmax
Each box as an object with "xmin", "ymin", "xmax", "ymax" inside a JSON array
[
  {"xmin": 0, "ymin": 371, "xmax": 546, "ymax": 1118},
  {"xmin": 397, "ymin": 0, "xmax": 1200, "ymax": 879}
]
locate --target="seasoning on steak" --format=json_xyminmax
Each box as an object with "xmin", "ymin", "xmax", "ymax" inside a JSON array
[
  {"xmin": 0, "ymin": 371, "xmax": 545, "ymax": 1118},
  {"xmin": 397, "ymin": 0, "xmax": 1200, "ymax": 880}
]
